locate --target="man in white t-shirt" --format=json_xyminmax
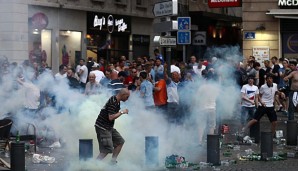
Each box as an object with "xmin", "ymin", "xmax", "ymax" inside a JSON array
[
  {"xmin": 90, "ymin": 63, "xmax": 105, "ymax": 83},
  {"xmin": 240, "ymin": 77, "xmax": 258, "ymax": 128},
  {"xmin": 77, "ymin": 59, "xmax": 88, "ymax": 89},
  {"xmin": 243, "ymin": 74, "xmax": 285, "ymax": 136},
  {"xmin": 54, "ymin": 64, "xmax": 67, "ymax": 81}
]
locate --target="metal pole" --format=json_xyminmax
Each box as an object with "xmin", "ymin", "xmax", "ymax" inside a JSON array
[
  {"xmin": 207, "ymin": 134, "xmax": 220, "ymax": 166},
  {"xmin": 11, "ymin": 142, "xmax": 25, "ymax": 171},
  {"xmin": 286, "ymin": 120, "xmax": 297, "ymax": 146},
  {"xmin": 145, "ymin": 136, "xmax": 159, "ymax": 167},
  {"xmin": 79, "ymin": 139, "xmax": 93, "ymax": 161},
  {"xmin": 183, "ymin": 45, "xmax": 186, "ymax": 63},
  {"xmin": 260, "ymin": 132, "xmax": 273, "ymax": 160},
  {"xmin": 166, "ymin": 16, "xmax": 172, "ymax": 76}
]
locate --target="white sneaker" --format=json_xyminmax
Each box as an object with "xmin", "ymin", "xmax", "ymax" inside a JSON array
[{"xmin": 49, "ymin": 141, "xmax": 61, "ymax": 148}]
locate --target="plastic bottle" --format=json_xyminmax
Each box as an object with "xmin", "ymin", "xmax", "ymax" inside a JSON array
[{"xmin": 16, "ymin": 131, "xmax": 20, "ymax": 143}]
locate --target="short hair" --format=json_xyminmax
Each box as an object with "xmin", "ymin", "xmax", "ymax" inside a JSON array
[
  {"xmin": 154, "ymin": 49, "xmax": 159, "ymax": 53},
  {"xmin": 266, "ymin": 73, "xmax": 274, "ymax": 79},
  {"xmin": 59, "ymin": 64, "xmax": 66, "ymax": 71},
  {"xmin": 139, "ymin": 71, "xmax": 147, "ymax": 79},
  {"xmin": 271, "ymin": 56, "xmax": 278, "ymax": 60},
  {"xmin": 289, "ymin": 60, "xmax": 297, "ymax": 66},
  {"xmin": 80, "ymin": 59, "xmax": 85, "ymax": 62},
  {"xmin": 253, "ymin": 62, "xmax": 260, "ymax": 68}
]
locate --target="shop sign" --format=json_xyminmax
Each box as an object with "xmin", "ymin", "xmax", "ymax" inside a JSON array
[
  {"xmin": 30, "ymin": 12, "xmax": 49, "ymax": 30},
  {"xmin": 88, "ymin": 12, "xmax": 130, "ymax": 34},
  {"xmin": 282, "ymin": 33, "xmax": 298, "ymax": 53},
  {"xmin": 93, "ymin": 14, "xmax": 127, "ymax": 33},
  {"xmin": 208, "ymin": 0, "xmax": 242, "ymax": 8},
  {"xmin": 278, "ymin": 0, "xmax": 298, "ymax": 7}
]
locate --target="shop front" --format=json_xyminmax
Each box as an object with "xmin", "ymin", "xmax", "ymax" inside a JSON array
[
  {"xmin": 87, "ymin": 12, "xmax": 132, "ymax": 64},
  {"xmin": 266, "ymin": 1, "xmax": 298, "ymax": 59},
  {"xmin": 28, "ymin": 6, "xmax": 86, "ymax": 72}
]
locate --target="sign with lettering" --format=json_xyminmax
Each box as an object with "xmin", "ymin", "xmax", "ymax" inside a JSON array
[
  {"xmin": 152, "ymin": 0, "xmax": 178, "ymax": 17},
  {"xmin": 244, "ymin": 32, "xmax": 255, "ymax": 39},
  {"xmin": 160, "ymin": 37, "xmax": 177, "ymax": 46},
  {"xmin": 208, "ymin": 0, "xmax": 242, "ymax": 8},
  {"xmin": 253, "ymin": 46, "xmax": 270, "ymax": 66},
  {"xmin": 87, "ymin": 12, "xmax": 131, "ymax": 34},
  {"xmin": 278, "ymin": 0, "xmax": 298, "ymax": 7}
]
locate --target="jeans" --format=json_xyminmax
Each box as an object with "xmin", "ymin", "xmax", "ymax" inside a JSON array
[
  {"xmin": 288, "ymin": 91, "xmax": 295, "ymax": 120},
  {"xmin": 241, "ymin": 106, "xmax": 256, "ymax": 125}
]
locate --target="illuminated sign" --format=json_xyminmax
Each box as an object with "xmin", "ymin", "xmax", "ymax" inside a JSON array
[
  {"xmin": 278, "ymin": 0, "xmax": 298, "ymax": 6},
  {"xmin": 208, "ymin": 0, "xmax": 242, "ymax": 8},
  {"xmin": 88, "ymin": 12, "xmax": 130, "ymax": 34}
]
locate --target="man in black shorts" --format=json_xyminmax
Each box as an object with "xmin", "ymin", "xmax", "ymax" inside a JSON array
[
  {"xmin": 95, "ymin": 88, "xmax": 130, "ymax": 164},
  {"xmin": 243, "ymin": 74, "xmax": 285, "ymax": 136}
]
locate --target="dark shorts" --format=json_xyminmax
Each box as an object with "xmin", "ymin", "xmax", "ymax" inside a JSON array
[
  {"xmin": 253, "ymin": 106, "xmax": 277, "ymax": 122},
  {"xmin": 95, "ymin": 126, "xmax": 125, "ymax": 154}
]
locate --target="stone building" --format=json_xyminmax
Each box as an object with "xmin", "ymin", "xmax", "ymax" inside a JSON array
[{"xmin": 242, "ymin": 0, "xmax": 298, "ymax": 64}]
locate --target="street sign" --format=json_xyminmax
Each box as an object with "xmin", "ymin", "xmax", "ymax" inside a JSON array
[
  {"xmin": 177, "ymin": 31, "xmax": 191, "ymax": 45},
  {"xmin": 192, "ymin": 31, "xmax": 206, "ymax": 45},
  {"xmin": 177, "ymin": 17, "xmax": 191, "ymax": 30},
  {"xmin": 244, "ymin": 32, "xmax": 256, "ymax": 39},
  {"xmin": 153, "ymin": 20, "xmax": 178, "ymax": 33},
  {"xmin": 159, "ymin": 37, "xmax": 177, "ymax": 46},
  {"xmin": 152, "ymin": 0, "xmax": 178, "ymax": 17}
]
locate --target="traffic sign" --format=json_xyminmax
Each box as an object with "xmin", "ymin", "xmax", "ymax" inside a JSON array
[
  {"xmin": 177, "ymin": 17, "xmax": 191, "ymax": 30},
  {"xmin": 177, "ymin": 31, "xmax": 191, "ymax": 45},
  {"xmin": 152, "ymin": 0, "xmax": 178, "ymax": 17},
  {"xmin": 153, "ymin": 20, "xmax": 178, "ymax": 33},
  {"xmin": 159, "ymin": 37, "xmax": 177, "ymax": 46}
]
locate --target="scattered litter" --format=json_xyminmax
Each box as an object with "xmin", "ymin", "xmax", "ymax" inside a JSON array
[{"xmin": 32, "ymin": 154, "xmax": 55, "ymax": 164}]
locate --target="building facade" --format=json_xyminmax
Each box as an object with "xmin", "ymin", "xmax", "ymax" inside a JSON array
[
  {"xmin": 242, "ymin": 0, "xmax": 298, "ymax": 64},
  {"xmin": 0, "ymin": 0, "xmax": 155, "ymax": 73}
]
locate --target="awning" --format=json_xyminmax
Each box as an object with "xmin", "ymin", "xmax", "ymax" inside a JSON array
[{"xmin": 266, "ymin": 9, "xmax": 298, "ymax": 19}]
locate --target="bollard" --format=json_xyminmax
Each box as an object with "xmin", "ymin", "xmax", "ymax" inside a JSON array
[
  {"xmin": 11, "ymin": 142, "xmax": 25, "ymax": 171},
  {"xmin": 145, "ymin": 136, "xmax": 159, "ymax": 167},
  {"xmin": 79, "ymin": 139, "xmax": 93, "ymax": 160},
  {"xmin": 260, "ymin": 132, "xmax": 273, "ymax": 160},
  {"xmin": 250, "ymin": 121, "xmax": 260, "ymax": 143},
  {"xmin": 286, "ymin": 120, "xmax": 297, "ymax": 146},
  {"xmin": 207, "ymin": 134, "xmax": 220, "ymax": 166}
]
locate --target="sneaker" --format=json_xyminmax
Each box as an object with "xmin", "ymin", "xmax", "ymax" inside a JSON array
[
  {"xmin": 49, "ymin": 141, "xmax": 61, "ymax": 148},
  {"xmin": 109, "ymin": 160, "xmax": 118, "ymax": 165}
]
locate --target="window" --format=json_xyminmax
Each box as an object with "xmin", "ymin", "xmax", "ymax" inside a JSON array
[
  {"xmin": 114, "ymin": 0, "xmax": 127, "ymax": 5},
  {"xmin": 136, "ymin": 0, "xmax": 142, "ymax": 6}
]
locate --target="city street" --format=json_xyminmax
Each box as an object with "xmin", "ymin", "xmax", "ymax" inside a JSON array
[{"xmin": 1, "ymin": 112, "xmax": 298, "ymax": 171}]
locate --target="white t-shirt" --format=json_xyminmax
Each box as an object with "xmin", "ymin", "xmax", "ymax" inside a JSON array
[
  {"xmin": 259, "ymin": 83, "xmax": 278, "ymax": 107},
  {"xmin": 193, "ymin": 65, "xmax": 206, "ymax": 77},
  {"xmin": 241, "ymin": 84, "xmax": 259, "ymax": 107},
  {"xmin": 90, "ymin": 70, "xmax": 105, "ymax": 83},
  {"xmin": 54, "ymin": 73, "xmax": 67, "ymax": 80},
  {"xmin": 78, "ymin": 65, "xmax": 88, "ymax": 83},
  {"xmin": 23, "ymin": 82, "xmax": 40, "ymax": 109}
]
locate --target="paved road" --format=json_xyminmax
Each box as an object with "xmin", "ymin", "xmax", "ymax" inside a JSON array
[{"xmin": 1, "ymin": 112, "xmax": 298, "ymax": 171}]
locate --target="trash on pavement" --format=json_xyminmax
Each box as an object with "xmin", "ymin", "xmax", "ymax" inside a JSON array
[{"xmin": 32, "ymin": 154, "xmax": 55, "ymax": 164}]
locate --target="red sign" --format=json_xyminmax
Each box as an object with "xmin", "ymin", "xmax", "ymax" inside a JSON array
[
  {"xmin": 31, "ymin": 12, "xmax": 49, "ymax": 30},
  {"xmin": 208, "ymin": 0, "xmax": 242, "ymax": 8}
]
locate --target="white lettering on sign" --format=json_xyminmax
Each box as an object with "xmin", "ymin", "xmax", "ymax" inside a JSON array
[
  {"xmin": 93, "ymin": 15, "xmax": 128, "ymax": 33},
  {"xmin": 278, "ymin": 0, "xmax": 298, "ymax": 6},
  {"xmin": 115, "ymin": 19, "xmax": 127, "ymax": 32},
  {"xmin": 93, "ymin": 15, "xmax": 105, "ymax": 30}
]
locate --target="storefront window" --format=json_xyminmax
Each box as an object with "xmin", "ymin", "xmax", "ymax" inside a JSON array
[
  {"xmin": 59, "ymin": 30, "xmax": 82, "ymax": 68},
  {"xmin": 28, "ymin": 29, "xmax": 52, "ymax": 67}
]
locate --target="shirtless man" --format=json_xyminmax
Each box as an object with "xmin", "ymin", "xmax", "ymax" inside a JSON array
[{"xmin": 284, "ymin": 60, "xmax": 298, "ymax": 120}]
